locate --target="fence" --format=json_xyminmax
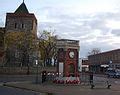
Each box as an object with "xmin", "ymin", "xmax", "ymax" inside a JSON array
[
  {"xmin": 80, "ymin": 72, "xmax": 91, "ymax": 85},
  {"xmin": 0, "ymin": 66, "xmax": 56, "ymax": 75}
]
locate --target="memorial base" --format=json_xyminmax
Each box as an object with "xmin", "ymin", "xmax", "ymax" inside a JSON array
[{"xmin": 53, "ymin": 77, "xmax": 80, "ymax": 84}]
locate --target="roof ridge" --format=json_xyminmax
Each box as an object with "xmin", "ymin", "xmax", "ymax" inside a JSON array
[{"xmin": 14, "ymin": 2, "xmax": 29, "ymax": 14}]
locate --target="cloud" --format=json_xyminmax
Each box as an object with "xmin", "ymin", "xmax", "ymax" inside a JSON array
[
  {"xmin": 37, "ymin": 5, "xmax": 120, "ymax": 57},
  {"xmin": 80, "ymin": 40, "xmax": 116, "ymax": 58},
  {"xmin": 0, "ymin": 19, "xmax": 4, "ymax": 27},
  {"xmin": 106, "ymin": 20, "xmax": 120, "ymax": 29},
  {"xmin": 111, "ymin": 29, "xmax": 120, "ymax": 36},
  {"xmin": 43, "ymin": 5, "xmax": 120, "ymax": 57}
]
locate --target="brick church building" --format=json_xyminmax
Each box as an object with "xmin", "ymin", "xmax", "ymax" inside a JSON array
[{"xmin": 0, "ymin": 1, "xmax": 38, "ymax": 67}]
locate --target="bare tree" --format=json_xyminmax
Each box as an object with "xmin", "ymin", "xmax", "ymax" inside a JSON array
[{"xmin": 88, "ymin": 48, "xmax": 101, "ymax": 56}]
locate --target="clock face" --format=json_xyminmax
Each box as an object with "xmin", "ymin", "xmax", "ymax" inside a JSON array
[{"xmin": 69, "ymin": 51, "xmax": 75, "ymax": 58}]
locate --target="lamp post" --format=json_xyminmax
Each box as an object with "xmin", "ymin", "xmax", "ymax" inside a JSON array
[{"xmin": 35, "ymin": 60, "xmax": 38, "ymax": 84}]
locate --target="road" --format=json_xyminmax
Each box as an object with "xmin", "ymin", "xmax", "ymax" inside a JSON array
[
  {"xmin": 93, "ymin": 74, "xmax": 120, "ymax": 85},
  {"xmin": 0, "ymin": 86, "xmax": 42, "ymax": 95},
  {"xmin": 0, "ymin": 75, "xmax": 44, "ymax": 95},
  {"xmin": 0, "ymin": 74, "xmax": 120, "ymax": 95}
]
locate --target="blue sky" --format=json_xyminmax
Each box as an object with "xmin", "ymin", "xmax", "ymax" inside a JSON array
[{"xmin": 0, "ymin": 0, "xmax": 120, "ymax": 57}]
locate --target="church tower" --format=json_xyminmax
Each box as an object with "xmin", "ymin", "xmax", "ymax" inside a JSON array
[
  {"xmin": 5, "ymin": 1, "xmax": 37, "ymax": 67},
  {"xmin": 5, "ymin": 1, "xmax": 37, "ymax": 34}
]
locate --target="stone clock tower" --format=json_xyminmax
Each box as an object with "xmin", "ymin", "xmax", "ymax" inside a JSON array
[{"xmin": 57, "ymin": 39, "xmax": 79, "ymax": 77}]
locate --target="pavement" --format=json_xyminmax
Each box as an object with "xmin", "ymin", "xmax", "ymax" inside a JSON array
[{"xmin": 3, "ymin": 81, "xmax": 120, "ymax": 95}]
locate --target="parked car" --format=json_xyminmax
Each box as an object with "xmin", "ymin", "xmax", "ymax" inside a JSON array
[{"xmin": 106, "ymin": 69, "xmax": 120, "ymax": 78}]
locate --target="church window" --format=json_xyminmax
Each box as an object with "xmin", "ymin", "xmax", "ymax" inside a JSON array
[
  {"xmin": 21, "ymin": 23, "xmax": 25, "ymax": 29},
  {"xmin": 15, "ymin": 23, "xmax": 17, "ymax": 28}
]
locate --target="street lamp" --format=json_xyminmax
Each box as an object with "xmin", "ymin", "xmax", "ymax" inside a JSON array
[{"xmin": 35, "ymin": 60, "xmax": 38, "ymax": 84}]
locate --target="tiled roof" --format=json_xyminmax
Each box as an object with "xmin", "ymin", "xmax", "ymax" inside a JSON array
[{"xmin": 14, "ymin": 2, "xmax": 29, "ymax": 14}]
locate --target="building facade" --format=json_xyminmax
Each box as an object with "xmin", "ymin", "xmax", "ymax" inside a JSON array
[
  {"xmin": 88, "ymin": 49, "xmax": 120, "ymax": 74},
  {"xmin": 81, "ymin": 58, "xmax": 89, "ymax": 72}
]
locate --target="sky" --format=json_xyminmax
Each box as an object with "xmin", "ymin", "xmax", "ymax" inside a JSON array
[{"xmin": 0, "ymin": 0, "xmax": 120, "ymax": 58}]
